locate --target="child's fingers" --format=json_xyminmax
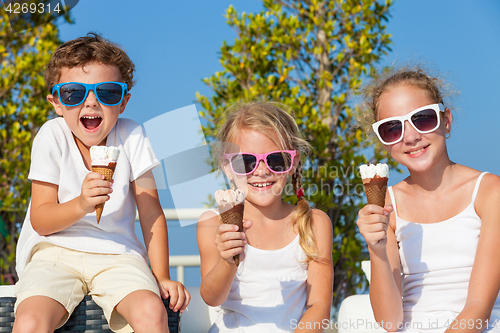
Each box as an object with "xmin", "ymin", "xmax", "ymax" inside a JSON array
[
  {"xmin": 84, "ymin": 171, "xmax": 110, "ymax": 183},
  {"xmin": 179, "ymin": 288, "xmax": 191, "ymax": 313},
  {"xmin": 357, "ymin": 212, "xmax": 388, "ymax": 228},
  {"xmin": 367, "ymin": 230, "xmax": 388, "ymax": 246},
  {"xmin": 217, "ymin": 239, "xmax": 247, "ymax": 258},
  {"xmin": 357, "ymin": 211, "xmax": 390, "ymax": 246},
  {"xmin": 216, "ymin": 224, "xmax": 245, "ymax": 244},
  {"xmin": 88, "ymin": 186, "xmax": 113, "ymax": 197},
  {"xmin": 238, "ymin": 250, "xmax": 246, "ymax": 263},
  {"xmin": 242, "ymin": 219, "xmax": 252, "ymax": 231},
  {"xmin": 79, "ymin": 185, "xmax": 112, "ymax": 213},
  {"xmin": 359, "ymin": 204, "xmax": 387, "ymax": 217},
  {"xmin": 83, "ymin": 172, "xmax": 113, "ymax": 187},
  {"xmin": 160, "ymin": 285, "xmax": 169, "ymax": 299},
  {"xmin": 172, "ymin": 285, "xmax": 188, "ymax": 312},
  {"xmin": 217, "ymin": 223, "xmax": 239, "ymax": 234},
  {"xmin": 217, "ymin": 242, "xmax": 246, "ymax": 263},
  {"xmin": 215, "ymin": 224, "xmax": 247, "ymax": 262},
  {"xmin": 364, "ymin": 212, "xmax": 389, "ymax": 225},
  {"xmin": 167, "ymin": 285, "xmax": 183, "ymax": 312},
  {"xmin": 219, "ymin": 230, "xmax": 245, "ymax": 242},
  {"xmin": 362, "ymin": 222, "xmax": 388, "ymax": 234},
  {"xmin": 217, "ymin": 233, "xmax": 246, "ymax": 248},
  {"xmin": 82, "ymin": 181, "xmax": 113, "ymax": 199}
]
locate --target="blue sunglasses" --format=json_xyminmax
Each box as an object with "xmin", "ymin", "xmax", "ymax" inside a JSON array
[{"xmin": 51, "ymin": 81, "xmax": 128, "ymax": 107}]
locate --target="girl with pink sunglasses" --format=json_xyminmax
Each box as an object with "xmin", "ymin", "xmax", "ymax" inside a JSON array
[
  {"xmin": 197, "ymin": 101, "xmax": 333, "ymax": 333},
  {"xmin": 357, "ymin": 66, "xmax": 500, "ymax": 333}
]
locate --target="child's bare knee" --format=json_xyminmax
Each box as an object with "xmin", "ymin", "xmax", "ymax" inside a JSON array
[{"xmin": 13, "ymin": 312, "xmax": 53, "ymax": 333}]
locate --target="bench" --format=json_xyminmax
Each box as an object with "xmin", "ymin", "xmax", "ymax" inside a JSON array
[{"xmin": 0, "ymin": 285, "xmax": 180, "ymax": 333}]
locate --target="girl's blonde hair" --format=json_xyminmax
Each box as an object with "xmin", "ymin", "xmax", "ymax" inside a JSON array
[
  {"xmin": 364, "ymin": 65, "xmax": 449, "ymax": 122},
  {"xmin": 215, "ymin": 101, "xmax": 318, "ymax": 261}
]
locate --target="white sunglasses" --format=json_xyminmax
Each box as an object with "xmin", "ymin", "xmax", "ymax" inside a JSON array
[{"xmin": 372, "ymin": 103, "xmax": 445, "ymax": 145}]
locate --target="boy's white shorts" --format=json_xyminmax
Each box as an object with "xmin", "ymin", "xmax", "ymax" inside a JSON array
[{"xmin": 15, "ymin": 242, "xmax": 161, "ymax": 332}]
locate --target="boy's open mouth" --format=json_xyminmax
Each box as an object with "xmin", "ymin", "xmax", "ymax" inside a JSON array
[{"xmin": 81, "ymin": 116, "xmax": 102, "ymax": 131}]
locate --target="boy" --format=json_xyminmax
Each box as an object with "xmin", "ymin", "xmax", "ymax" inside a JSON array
[{"xmin": 13, "ymin": 33, "xmax": 189, "ymax": 333}]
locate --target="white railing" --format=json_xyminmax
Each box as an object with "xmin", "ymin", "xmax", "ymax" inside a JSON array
[
  {"xmin": 136, "ymin": 208, "xmax": 205, "ymax": 285},
  {"xmin": 169, "ymin": 255, "xmax": 201, "ymax": 285},
  {"xmin": 135, "ymin": 208, "xmax": 207, "ymax": 221}
]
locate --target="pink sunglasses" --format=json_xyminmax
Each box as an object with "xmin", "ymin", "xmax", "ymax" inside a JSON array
[{"xmin": 224, "ymin": 150, "xmax": 296, "ymax": 175}]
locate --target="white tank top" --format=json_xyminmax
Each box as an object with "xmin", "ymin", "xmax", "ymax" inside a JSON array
[
  {"xmin": 389, "ymin": 172, "xmax": 500, "ymax": 332},
  {"xmin": 209, "ymin": 235, "xmax": 308, "ymax": 333}
]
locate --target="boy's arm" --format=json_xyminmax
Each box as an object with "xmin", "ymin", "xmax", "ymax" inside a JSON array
[
  {"xmin": 132, "ymin": 170, "xmax": 190, "ymax": 312},
  {"xmin": 31, "ymin": 172, "xmax": 112, "ymax": 235}
]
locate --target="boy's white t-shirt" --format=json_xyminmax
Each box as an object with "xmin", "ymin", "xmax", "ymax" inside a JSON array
[{"xmin": 16, "ymin": 117, "xmax": 161, "ymax": 277}]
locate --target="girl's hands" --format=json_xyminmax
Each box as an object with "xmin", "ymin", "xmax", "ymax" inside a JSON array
[
  {"xmin": 78, "ymin": 172, "xmax": 113, "ymax": 214},
  {"xmin": 158, "ymin": 279, "xmax": 191, "ymax": 313},
  {"xmin": 215, "ymin": 220, "xmax": 252, "ymax": 264},
  {"xmin": 357, "ymin": 204, "xmax": 393, "ymax": 252}
]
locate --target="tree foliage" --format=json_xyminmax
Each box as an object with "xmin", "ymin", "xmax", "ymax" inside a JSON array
[
  {"xmin": 0, "ymin": 8, "xmax": 68, "ymax": 284},
  {"xmin": 197, "ymin": 0, "xmax": 398, "ymax": 308}
]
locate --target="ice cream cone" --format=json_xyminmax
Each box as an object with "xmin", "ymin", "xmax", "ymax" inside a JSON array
[
  {"xmin": 90, "ymin": 146, "xmax": 120, "ymax": 224},
  {"xmin": 362, "ymin": 177, "xmax": 387, "ymax": 207},
  {"xmin": 219, "ymin": 203, "xmax": 244, "ymax": 266},
  {"xmin": 215, "ymin": 189, "xmax": 246, "ymax": 266},
  {"xmin": 92, "ymin": 163, "xmax": 116, "ymax": 224},
  {"xmin": 359, "ymin": 163, "xmax": 389, "ymax": 208}
]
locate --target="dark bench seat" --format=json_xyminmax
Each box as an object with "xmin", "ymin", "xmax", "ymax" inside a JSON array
[{"xmin": 0, "ymin": 295, "xmax": 179, "ymax": 333}]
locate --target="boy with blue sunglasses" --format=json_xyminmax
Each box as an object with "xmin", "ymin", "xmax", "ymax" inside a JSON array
[{"xmin": 13, "ymin": 33, "xmax": 189, "ymax": 333}]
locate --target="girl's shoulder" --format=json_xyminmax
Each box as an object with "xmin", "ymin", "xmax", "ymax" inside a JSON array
[
  {"xmin": 475, "ymin": 172, "xmax": 500, "ymax": 214},
  {"xmin": 310, "ymin": 208, "xmax": 332, "ymax": 231},
  {"xmin": 311, "ymin": 208, "xmax": 330, "ymax": 220},
  {"xmin": 309, "ymin": 209, "xmax": 333, "ymax": 257},
  {"xmin": 197, "ymin": 209, "xmax": 220, "ymax": 227}
]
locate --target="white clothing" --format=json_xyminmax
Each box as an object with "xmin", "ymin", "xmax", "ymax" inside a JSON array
[
  {"xmin": 390, "ymin": 172, "xmax": 500, "ymax": 333},
  {"xmin": 16, "ymin": 117, "xmax": 160, "ymax": 277},
  {"xmin": 209, "ymin": 235, "xmax": 309, "ymax": 333}
]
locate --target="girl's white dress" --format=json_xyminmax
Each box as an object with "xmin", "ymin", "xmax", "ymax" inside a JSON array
[
  {"xmin": 209, "ymin": 235, "xmax": 308, "ymax": 333},
  {"xmin": 390, "ymin": 172, "xmax": 500, "ymax": 333}
]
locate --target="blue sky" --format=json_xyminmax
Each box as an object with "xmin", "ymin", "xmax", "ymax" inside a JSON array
[{"xmin": 47, "ymin": 0, "xmax": 500, "ymax": 285}]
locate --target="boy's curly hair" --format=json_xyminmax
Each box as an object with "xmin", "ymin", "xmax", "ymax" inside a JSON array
[{"xmin": 44, "ymin": 32, "xmax": 135, "ymax": 92}]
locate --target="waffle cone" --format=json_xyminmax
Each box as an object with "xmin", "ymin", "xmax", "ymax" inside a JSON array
[
  {"xmin": 362, "ymin": 177, "xmax": 388, "ymax": 208},
  {"xmin": 219, "ymin": 203, "xmax": 244, "ymax": 266},
  {"xmin": 92, "ymin": 164, "xmax": 116, "ymax": 223}
]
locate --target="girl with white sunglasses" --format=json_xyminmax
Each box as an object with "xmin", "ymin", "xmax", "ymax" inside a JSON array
[
  {"xmin": 197, "ymin": 101, "xmax": 333, "ymax": 333},
  {"xmin": 357, "ymin": 67, "xmax": 500, "ymax": 333}
]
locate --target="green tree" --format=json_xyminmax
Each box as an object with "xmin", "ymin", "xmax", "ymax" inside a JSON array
[
  {"xmin": 0, "ymin": 8, "xmax": 69, "ymax": 284},
  {"xmin": 197, "ymin": 0, "xmax": 398, "ymax": 308}
]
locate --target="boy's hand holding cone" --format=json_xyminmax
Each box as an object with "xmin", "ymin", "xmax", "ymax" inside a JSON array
[
  {"xmin": 215, "ymin": 189, "xmax": 246, "ymax": 266},
  {"xmin": 90, "ymin": 146, "xmax": 120, "ymax": 223},
  {"xmin": 359, "ymin": 163, "xmax": 389, "ymax": 208}
]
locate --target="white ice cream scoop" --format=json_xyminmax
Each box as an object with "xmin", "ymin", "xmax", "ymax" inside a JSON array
[{"xmin": 359, "ymin": 163, "xmax": 389, "ymax": 179}]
